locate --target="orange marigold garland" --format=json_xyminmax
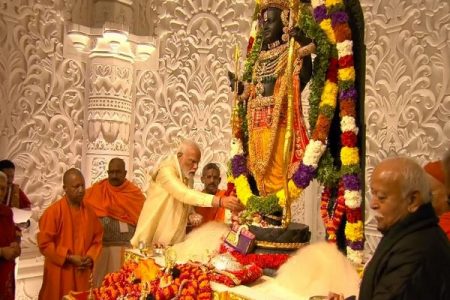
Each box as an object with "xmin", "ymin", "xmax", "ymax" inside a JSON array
[
  {"xmin": 93, "ymin": 261, "xmax": 213, "ymax": 300},
  {"xmin": 93, "ymin": 261, "xmax": 141, "ymax": 299}
]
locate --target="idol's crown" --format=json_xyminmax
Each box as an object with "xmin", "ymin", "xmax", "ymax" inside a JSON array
[{"xmin": 259, "ymin": 0, "xmax": 290, "ymax": 11}]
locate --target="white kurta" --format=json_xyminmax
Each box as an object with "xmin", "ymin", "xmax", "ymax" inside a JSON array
[{"xmin": 130, "ymin": 155, "xmax": 214, "ymax": 247}]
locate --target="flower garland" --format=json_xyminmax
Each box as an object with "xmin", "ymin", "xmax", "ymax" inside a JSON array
[
  {"xmin": 320, "ymin": 181, "xmax": 346, "ymax": 243},
  {"xmin": 220, "ymin": 244, "xmax": 290, "ymax": 270},
  {"xmin": 229, "ymin": 0, "xmax": 364, "ymax": 265},
  {"xmin": 229, "ymin": 4, "xmax": 334, "ymax": 214},
  {"xmin": 311, "ymin": 0, "xmax": 364, "ymax": 265},
  {"xmin": 148, "ymin": 264, "xmax": 212, "ymax": 299},
  {"xmin": 94, "ymin": 261, "xmax": 141, "ymax": 299},
  {"xmin": 93, "ymin": 261, "xmax": 213, "ymax": 299}
]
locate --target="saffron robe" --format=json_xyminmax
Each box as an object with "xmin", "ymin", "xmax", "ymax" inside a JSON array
[
  {"xmin": 440, "ymin": 211, "xmax": 450, "ymax": 240},
  {"xmin": 38, "ymin": 197, "xmax": 103, "ymax": 300},
  {"xmin": 84, "ymin": 179, "xmax": 144, "ymax": 286},
  {"xmin": 0, "ymin": 204, "xmax": 17, "ymax": 300},
  {"xmin": 131, "ymin": 155, "xmax": 214, "ymax": 247},
  {"xmin": 195, "ymin": 189, "xmax": 227, "ymax": 223},
  {"xmin": 246, "ymin": 44, "xmax": 312, "ymax": 195},
  {"xmin": 84, "ymin": 179, "xmax": 145, "ymax": 226}
]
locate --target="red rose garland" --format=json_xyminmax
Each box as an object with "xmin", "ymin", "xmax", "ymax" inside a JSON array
[
  {"xmin": 220, "ymin": 244, "xmax": 290, "ymax": 270},
  {"xmin": 320, "ymin": 181, "xmax": 346, "ymax": 243}
]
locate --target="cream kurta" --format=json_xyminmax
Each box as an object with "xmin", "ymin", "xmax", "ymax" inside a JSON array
[{"xmin": 130, "ymin": 155, "xmax": 214, "ymax": 246}]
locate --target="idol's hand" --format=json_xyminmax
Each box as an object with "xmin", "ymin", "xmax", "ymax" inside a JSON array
[
  {"xmin": 228, "ymin": 71, "xmax": 245, "ymax": 95},
  {"xmin": 289, "ymin": 26, "xmax": 312, "ymax": 46}
]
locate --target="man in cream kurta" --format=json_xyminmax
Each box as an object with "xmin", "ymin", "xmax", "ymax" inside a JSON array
[{"xmin": 131, "ymin": 140, "xmax": 243, "ymax": 247}]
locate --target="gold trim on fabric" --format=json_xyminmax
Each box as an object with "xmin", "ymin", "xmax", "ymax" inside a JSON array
[
  {"xmin": 255, "ymin": 240, "xmax": 309, "ymax": 249},
  {"xmin": 213, "ymin": 290, "xmax": 253, "ymax": 300}
]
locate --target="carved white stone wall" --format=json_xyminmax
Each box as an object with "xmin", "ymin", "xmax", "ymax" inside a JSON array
[
  {"xmin": 0, "ymin": 0, "xmax": 84, "ymax": 210},
  {"xmin": 361, "ymin": 0, "xmax": 450, "ymax": 257},
  {"xmin": 132, "ymin": 0, "xmax": 255, "ymax": 190},
  {"xmin": 1, "ymin": 0, "xmax": 449, "ymax": 298}
]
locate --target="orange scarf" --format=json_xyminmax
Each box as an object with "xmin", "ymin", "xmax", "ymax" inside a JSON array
[
  {"xmin": 84, "ymin": 179, "xmax": 145, "ymax": 225},
  {"xmin": 195, "ymin": 190, "xmax": 227, "ymax": 223}
]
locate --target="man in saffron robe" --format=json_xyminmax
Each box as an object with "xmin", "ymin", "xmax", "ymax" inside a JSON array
[
  {"xmin": 38, "ymin": 168, "xmax": 103, "ymax": 300},
  {"xmin": 0, "ymin": 171, "xmax": 21, "ymax": 300},
  {"xmin": 424, "ymin": 159, "xmax": 450, "ymax": 239},
  {"xmin": 84, "ymin": 157, "xmax": 145, "ymax": 286},
  {"xmin": 0, "ymin": 160, "xmax": 31, "ymax": 209},
  {"xmin": 131, "ymin": 140, "xmax": 244, "ymax": 247},
  {"xmin": 439, "ymin": 150, "xmax": 450, "ymax": 239},
  {"xmin": 195, "ymin": 163, "xmax": 227, "ymax": 223}
]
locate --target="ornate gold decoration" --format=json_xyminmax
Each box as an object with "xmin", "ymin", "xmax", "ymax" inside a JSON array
[
  {"xmin": 260, "ymin": 0, "xmax": 290, "ymax": 11},
  {"xmin": 282, "ymin": 31, "xmax": 289, "ymax": 43},
  {"xmin": 213, "ymin": 291, "xmax": 252, "ymax": 300},
  {"xmin": 282, "ymin": 0, "xmax": 300, "ymax": 227},
  {"xmin": 255, "ymin": 240, "xmax": 309, "ymax": 249},
  {"xmin": 252, "ymin": 43, "xmax": 288, "ymax": 96},
  {"xmin": 281, "ymin": 9, "xmax": 290, "ymax": 26},
  {"xmin": 267, "ymin": 40, "xmax": 281, "ymax": 50},
  {"xmin": 248, "ymin": 43, "xmax": 301, "ymax": 194},
  {"xmin": 281, "ymin": 10, "xmax": 290, "ymax": 43},
  {"xmin": 248, "ymin": 74, "xmax": 288, "ymax": 192}
]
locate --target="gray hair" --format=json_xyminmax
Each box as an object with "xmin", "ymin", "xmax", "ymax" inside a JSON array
[
  {"xmin": 383, "ymin": 157, "xmax": 431, "ymax": 204},
  {"xmin": 0, "ymin": 171, "xmax": 6, "ymax": 182},
  {"xmin": 177, "ymin": 139, "xmax": 200, "ymax": 156}
]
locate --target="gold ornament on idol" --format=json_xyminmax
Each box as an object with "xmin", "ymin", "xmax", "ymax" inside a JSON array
[
  {"xmin": 259, "ymin": 0, "xmax": 290, "ymax": 11},
  {"xmin": 282, "ymin": 0, "xmax": 299, "ymax": 227}
]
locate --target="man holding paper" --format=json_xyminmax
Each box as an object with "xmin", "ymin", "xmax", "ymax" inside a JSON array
[
  {"xmin": 0, "ymin": 171, "xmax": 21, "ymax": 299},
  {"xmin": 0, "ymin": 160, "xmax": 31, "ymax": 209}
]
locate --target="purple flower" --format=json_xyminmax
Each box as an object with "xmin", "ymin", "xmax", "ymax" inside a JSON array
[
  {"xmin": 347, "ymin": 240, "xmax": 364, "ymax": 250},
  {"xmin": 339, "ymin": 87, "xmax": 357, "ymax": 100},
  {"xmin": 342, "ymin": 174, "xmax": 360, "ymax": 191},
  {"xmin": 313, "ymin": 5, "xmax": 328, "ymax": 23},
  {"xmin": 231, "ymin": 155, "xmax": 248, "ymax": 177},
  {"xmin": 292, "ymin": 164, "xmax": 316, "ymax": 188},
  {"xmin": 331, "ymin": 11, "xmax": 349, "ymax": 27}
]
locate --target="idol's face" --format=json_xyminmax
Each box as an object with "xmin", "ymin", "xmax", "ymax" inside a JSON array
[{"xmin": 261, "ymin": 7, "xmax": 284, "ymax": 46}]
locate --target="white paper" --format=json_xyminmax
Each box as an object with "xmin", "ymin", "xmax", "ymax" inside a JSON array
[
  {"xmin": 119, "ymin": 220, "xmax": 129, "ymax": 233},
  {"xmin": 11, "ymin": 207, "xmax": 32, "ymax": 224}
]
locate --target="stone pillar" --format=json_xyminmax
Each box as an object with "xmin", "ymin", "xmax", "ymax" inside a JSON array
[{"xmin": 84, "ymin": 31, "xmax": 135, "ymax": 184}]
